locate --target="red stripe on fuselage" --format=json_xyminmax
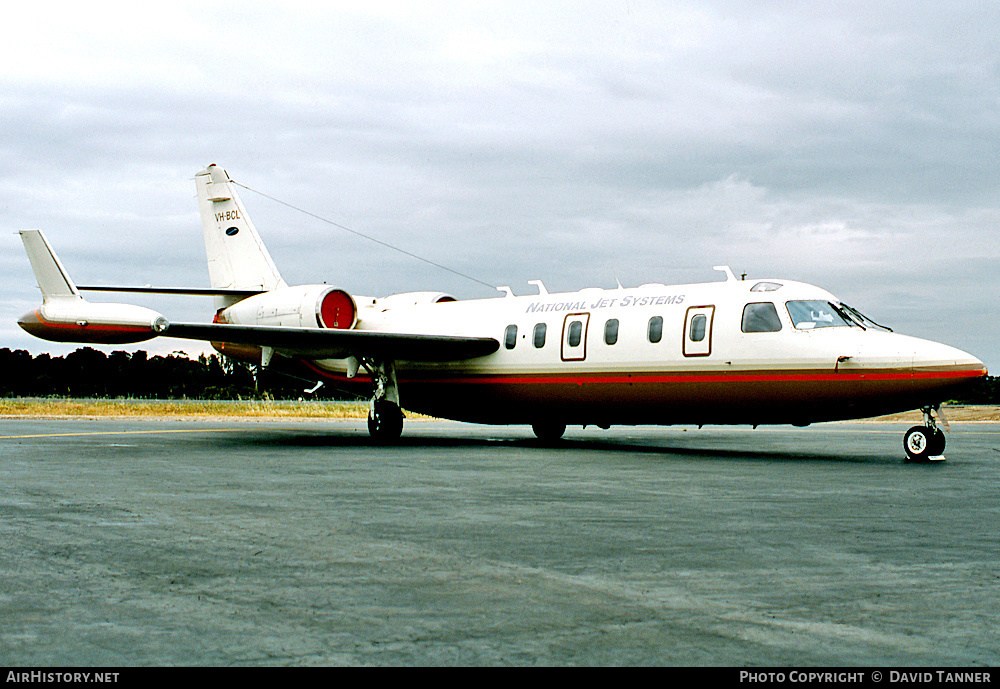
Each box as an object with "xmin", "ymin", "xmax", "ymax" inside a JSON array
[{"xmin": 303, "ymin": 363, "xmax": 984, "ymax": 386}]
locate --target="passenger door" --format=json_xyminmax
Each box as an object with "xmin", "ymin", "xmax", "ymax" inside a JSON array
[
  {"xmin": 683, "ymin": 305, "xmax": 715, "ymax": 357},
  {"xmin": 561, "ymin": 313, "xmax": 590, "ymax": 361}
]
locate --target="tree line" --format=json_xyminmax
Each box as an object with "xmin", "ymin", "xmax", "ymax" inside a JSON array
[
  {"xmin": 0, "ymin": 346, "xmax": 997, "ymax": 403},
  {"xmin": 958, "ymin": 374, "xmax": 1000, "ymax": 404},
  {"xmin": 0, "ymin": 347, "xmax": 354, "ymax": 400}
]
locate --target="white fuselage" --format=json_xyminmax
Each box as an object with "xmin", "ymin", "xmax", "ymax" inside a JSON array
[{"xmin": 303, "ymin": 277, "xmax": 985, "ymax": 426}]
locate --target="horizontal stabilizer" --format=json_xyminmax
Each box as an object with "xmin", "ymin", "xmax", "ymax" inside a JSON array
[{"xmin": 77, "ymin": 285, "xmax": 264, "ymax": 297}]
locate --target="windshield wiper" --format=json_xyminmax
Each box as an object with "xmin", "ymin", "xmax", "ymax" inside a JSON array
[
  {"xmin": 831, "ymin": 303, "xmax": 865, "ymax": 330},
  {"xmin": 839, "ymin": 303, "xmax": 893, "ymax": 332}
]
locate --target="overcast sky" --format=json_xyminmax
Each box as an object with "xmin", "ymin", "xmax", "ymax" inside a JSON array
[{"xmin": 2, "ymin": 1, "xmax": 997, "ymax": 371}]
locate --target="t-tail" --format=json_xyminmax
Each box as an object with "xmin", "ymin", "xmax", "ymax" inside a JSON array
[{"xmin": 195, "ymin": 164, "xmax": 286, "ymax": 309}]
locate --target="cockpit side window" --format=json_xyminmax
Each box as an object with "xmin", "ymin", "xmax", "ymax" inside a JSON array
[
  {"xmin": 742, "ymin": 302, "xmax": 782, "ymax": 333},
  {"xmin": 786, "ymin": 301, "xmax": 853, "ymax": 330}
]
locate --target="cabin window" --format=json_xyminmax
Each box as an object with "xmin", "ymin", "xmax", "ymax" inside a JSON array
[
  {"xmin": 604, "ymin": 319, "xmax": 619, "ymax": 345},
  {"xmin": 568, "ymin": 320, "xmax": 583, "ymax": 347},
  {"xmin": 504, "ymin": 324, "xmax": 518, "ymax": 349},
  {"xmin": 533, "ymin": 323, "xmax": 547, "ymax": 348},
  {"xmin": 786, "ymin": 300, "xmax": 852, "ymax": 330},
  {"xmin": 742, "ymin": 302, "xmax": 782, "ymax": 333},
  {"xmin": 689, "ymin": 314, "xmax": 707, "ymax": 342},
  {"xmin": 647, "ymin": 316, "xmax": 663, "ymax": 343}
]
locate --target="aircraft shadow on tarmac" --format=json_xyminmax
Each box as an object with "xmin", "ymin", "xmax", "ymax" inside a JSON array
[{"xmin": 209, "ymin": 426, "xmax": 904, "ymax": 465}]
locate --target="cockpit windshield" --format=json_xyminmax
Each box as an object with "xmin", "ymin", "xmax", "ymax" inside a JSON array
[{"xmin": 785, "ymin": 300, "xmax": 854, "ymax": 330}]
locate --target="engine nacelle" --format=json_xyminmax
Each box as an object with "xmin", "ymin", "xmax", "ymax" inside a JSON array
[
  {"xmin": 210, "ymin": 285, "xmax": 359, "ymax": 363},
  {"xmin": 18, "ymin": 300, "xmax": 164, "ymax": 344},
  {"xmin": 218, "ymin": 285, "xmax": 358, "ymax": 330},
  {"xmin": 375, "ymin": 291, "xmax": 457, "ymax": 311}
]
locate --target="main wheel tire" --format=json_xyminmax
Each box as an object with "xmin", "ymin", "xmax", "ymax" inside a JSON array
[
  {"xmin": 531, "ymin": 422, "xmax": 566, "ymax": 442},
  {"xmin": 368, "ymin": 400, "xmax": 404, "ymax": 442},
  {"xmin": 904, "ymin": 425, "xmax": 945, "ymax": 462}
]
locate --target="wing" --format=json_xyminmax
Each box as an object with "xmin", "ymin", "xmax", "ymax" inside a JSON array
[
  {"xmin": 20, "ymin": 229, "xmax": 498, "ymax": 362},
  {"xmin": 159, "ymin": 320, "xmax": 500, "ymax": 362}
]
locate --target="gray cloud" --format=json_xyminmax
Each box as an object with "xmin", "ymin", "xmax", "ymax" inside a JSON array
[{"xmin": 1, "ymin": 1, "xmax": 997, "ymax": 368}]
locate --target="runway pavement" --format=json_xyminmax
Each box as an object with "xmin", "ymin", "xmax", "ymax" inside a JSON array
[{"xmin": 1, "ymin": 418, "xmax": 998, "ymax": 666}]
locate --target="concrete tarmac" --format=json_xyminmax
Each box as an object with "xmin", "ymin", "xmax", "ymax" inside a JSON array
[{"xmin": 1, "ymin": 418, "xmax": 998, "ymax": 666}]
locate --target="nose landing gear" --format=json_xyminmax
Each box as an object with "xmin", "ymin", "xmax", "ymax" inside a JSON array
[{"xmin": 903, "ymin": 405, "xmax": 948, "ymax": 462}]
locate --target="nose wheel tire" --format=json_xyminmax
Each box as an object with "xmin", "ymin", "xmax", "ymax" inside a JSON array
[{"xmin": 904, "ymin": 425, "xmax": 946, "ymax": 462}]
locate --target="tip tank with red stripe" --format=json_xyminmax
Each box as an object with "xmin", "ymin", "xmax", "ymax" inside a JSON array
[{"xmin": 18, "ymin": 302, "xmax": 164, "ymax": 345}]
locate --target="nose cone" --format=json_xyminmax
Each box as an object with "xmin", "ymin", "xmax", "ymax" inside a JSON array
[
  {"xmin": 910, "ymin": 338, "xmax": 987, "ymax": 401},
  {"xmin": 851, "ymin": 331, "xmax": 986, "ymax": 378},
  {"xmin": 912, "ymin": 339, "xmax": 987, "ymax": 377}
]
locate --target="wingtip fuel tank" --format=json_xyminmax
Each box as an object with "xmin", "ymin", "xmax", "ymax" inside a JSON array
[
  {"xmin": 18, "ymin": 229, "xmax": 164, "ymax": 344},
  {"xmin": 17, "ymin": 303, "xmax": 164, "ymax": 345}
]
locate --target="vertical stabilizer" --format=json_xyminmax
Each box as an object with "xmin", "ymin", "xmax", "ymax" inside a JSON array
[
  {"xmin": 20, "ymin": 230, "xmax": 81, "ymax": 301},
  {"xmin": 196, "ymin": 164, "xmax": 286, "ymax": 307}
]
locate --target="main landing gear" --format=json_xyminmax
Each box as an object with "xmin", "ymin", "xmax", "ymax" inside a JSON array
[
  {"xmin": 369, "ymin": 398, "xmax": 403, "ymax": 442},
  {"xmin": 366, "ymin": 359, "xmax": 404, "ymax": 443},
  {"xmin": 903, "ymin": 405, "xmax": 948, "ymax": 462},
  {"xmin": 531, "ymin": 421, "xmax": 566, "ymax": 442}
]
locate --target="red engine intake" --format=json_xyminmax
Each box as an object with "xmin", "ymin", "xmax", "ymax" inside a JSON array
[{"xmin": 318, "ymin": 288, "xmax": 356, "ymax": 329}]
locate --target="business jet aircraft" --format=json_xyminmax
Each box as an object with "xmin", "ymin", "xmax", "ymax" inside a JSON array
[{"xmin": 18, "ymin": 164, "xmax": 987, "ymax": 460}]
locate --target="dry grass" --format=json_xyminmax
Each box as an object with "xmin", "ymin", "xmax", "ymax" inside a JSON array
[
  {"xmin": 0, "ymin": 398, "xmax": 372, "ymax": 419},
  {"xmin": 854, "ymin": 405, "xmax": 1000, "ymax": 423},
  {"xmin": 1, "ymin": 398, "xmax": 997, "ymax": 423}
]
